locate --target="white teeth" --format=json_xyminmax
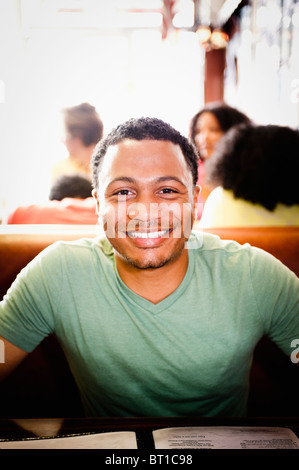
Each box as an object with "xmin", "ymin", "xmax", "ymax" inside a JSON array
[{"xmin": 128, "ymin": 230, "xmax": 168, "ymax": 239}]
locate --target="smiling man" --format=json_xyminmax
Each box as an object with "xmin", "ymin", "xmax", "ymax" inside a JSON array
[
  {"xmin": 92, "ymin": 131, "xmax": 199, "ymax": 303},
  {"xmin": 0, "ymin": 117, "xmax": 298, "ymax": 418}
]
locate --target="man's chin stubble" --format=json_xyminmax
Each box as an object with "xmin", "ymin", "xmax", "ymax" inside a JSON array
[{"xmin": 118, "ymin": 243, "xmax": 186, "ymax": 271}]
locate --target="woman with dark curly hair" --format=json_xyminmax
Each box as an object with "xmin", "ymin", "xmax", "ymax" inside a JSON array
[
  {"xmin": 200, "ymin": 123, "xmax": 299, "ymax": 227},
  {"xmin": 189, "ymin": 102, "xmax": 251, "ymax": 219}
]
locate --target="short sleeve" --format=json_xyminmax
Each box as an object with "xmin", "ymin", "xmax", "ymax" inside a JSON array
[
  {"xmin": 0, "ymin": 243, "xmax": 63, "ymax": 352},
  {"xmin": 249, "ymin": 246, "xmax": 299, "ymax": 356}
]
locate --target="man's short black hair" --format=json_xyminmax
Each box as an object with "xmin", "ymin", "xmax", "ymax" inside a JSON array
[{"xmin": 91, "ymin": 117, "xmax": 199, "ymax": 190}]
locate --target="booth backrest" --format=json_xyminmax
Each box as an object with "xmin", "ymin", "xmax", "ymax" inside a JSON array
[
  {"xmin": 0, "ymin": 225, "xmax": 102, "ymax": 299},
  {"xmin": 0, "ymin": 224, "xmax": 298, "ymax": 417},
  {"xmin": 1, "ymin": 225, "xmax": 298, "ymax": 300}
]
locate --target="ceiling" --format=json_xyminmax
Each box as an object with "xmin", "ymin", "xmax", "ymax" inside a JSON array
[
  {"xmin": 197, "ymin": 0, "xmax": 248, "ymax": 28},
  {"xmin": 19, "ymin": 0, "xmax": 249, "ymax": 36}
]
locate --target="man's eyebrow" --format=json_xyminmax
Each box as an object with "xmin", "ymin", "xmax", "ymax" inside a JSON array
[
  {"xmin": 155, "ymin": 176, "xmax": 186, "ymax": 186},
  {"xmin": 108, "ymin": 176, "xmax": 186, "ymax": 186},
  {"xmin": 108, "ymin": 177, "xmax": 137, "ymax": 186}
]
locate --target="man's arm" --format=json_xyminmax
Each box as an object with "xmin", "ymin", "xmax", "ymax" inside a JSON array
[{"xmin": 0, "ymin": 336, "xmax": 28, "ymax": 381}]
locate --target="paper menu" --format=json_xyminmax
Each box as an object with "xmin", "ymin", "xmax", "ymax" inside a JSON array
[
  {"xmin": 0, "ymin": 431, "xmax": 137, "ymax": 449},
  {"xmin": 1, "ymin": 426, "xmax": 298, "ymax": 449},
  {"xmin": 153, "ymin": 426, "xmax": 299, "ymax": 449}
]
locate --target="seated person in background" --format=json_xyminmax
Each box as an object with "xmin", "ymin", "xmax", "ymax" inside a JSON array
[
  {"xmin": 6, "ymin": 174, "xmax": 98, "ymax": 225},
  {"xmin": 51, "ymin": 102, "xmax": 104, "ymax": 182},
  {"xmin": 200, "ymin": 123, "xmax": 299, "ymax": 227},
  {"xmin": 0, "ymin": 117, "xmax": 298, "ymax": 418},
  {"xmin": 189, "ymin": 102, "xmax": 251, "ymax": 219},
  {"xmin": 49, "ymin": 173, "xmax": 93, "ymax": 201}
]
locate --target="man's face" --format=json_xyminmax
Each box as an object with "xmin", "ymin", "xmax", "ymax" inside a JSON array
[{"xmin": 94, "ymin": 139, "xmax": 199, "ymax": 271}]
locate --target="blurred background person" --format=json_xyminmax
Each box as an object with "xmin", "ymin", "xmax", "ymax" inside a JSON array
[
  {"xmin": 189, "ymin": 102, "xmax": 251, "ymax": 219},
  {"xmin": 200, "ymin": 123, "xmax": 299, "ymax": 227},
  {"xmin": 6, "ymin": 174, "xmax": 98, "ymax": 225},
  {"xmin": 51, "ymin": 103, "xmax": 104, "ymax": 183}
]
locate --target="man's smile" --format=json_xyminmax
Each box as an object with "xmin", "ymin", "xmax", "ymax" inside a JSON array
[
  {"xmin": 127, "ymin": 229, "xmax": 171, "ymax": 239},
  {"xmin": 124, "ymin": 228, "xmax": 175, "ymax": 248}
]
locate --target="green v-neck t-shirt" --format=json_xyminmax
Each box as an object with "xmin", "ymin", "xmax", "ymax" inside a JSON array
[{"xmin": 0, "ymin": 231, "xmax": 298, "ymax": 417}]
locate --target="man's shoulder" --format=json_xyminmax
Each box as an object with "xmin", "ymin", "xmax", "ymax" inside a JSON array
[
  {"xmin": 51, "ymin": 235, "xmax": 112, "ymax": 253},
  {"xmin": 36, "ymin": 235, "xmax": 114, "ymax": 265},
  {"xmin": 189, "ymin": 229, "xmax": 250, "ymax": 254},
  {"xmin": 189, "ymin": 230, "xmax": 295, "ymax": 278}
]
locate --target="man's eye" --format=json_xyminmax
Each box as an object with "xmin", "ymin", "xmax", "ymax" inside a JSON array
[
  {"xmin": 160, "ymin": 188, "xmax": 177, "ymax": 194},
  {"xmin": 114, "ymin": 189, "xmax": 131, "ymax": 196}
]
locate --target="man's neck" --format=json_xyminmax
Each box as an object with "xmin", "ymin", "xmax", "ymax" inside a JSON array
[{"xmin": 115, "ymin": 251, "xmax": 189, "ymax": 304}]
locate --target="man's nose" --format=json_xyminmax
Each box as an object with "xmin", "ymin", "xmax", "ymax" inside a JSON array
[{"xmin": 127, "ymin": 201, "xmax": 161, "ymax": 221}]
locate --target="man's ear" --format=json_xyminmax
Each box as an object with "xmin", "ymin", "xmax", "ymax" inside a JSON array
[
  {"xmin": 193, "ymin": 185, "xmax": 201, "ymax": 215},
  {"xmin": 92, "ymin": 189, "xmax": 100, "ymax": 215}
]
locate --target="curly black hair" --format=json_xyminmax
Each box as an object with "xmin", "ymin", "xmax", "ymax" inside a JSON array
[
  {"xmin": 204, "ymin": 123, "xmax": 299, "ymax": 211},
  {"xmin": 49, "ymin": 174, "xmax": 93, "ymax": 201},
  {"xmin": 189, "ymin": 102, "xmax": 251, "ymax": 160},
  {"xmin": 91, "ymin": 117, "xmax": 199, "ymax": 190}
]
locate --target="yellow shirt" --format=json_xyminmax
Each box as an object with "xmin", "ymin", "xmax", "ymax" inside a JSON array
[
  {"xmin": 200, "ymin": 187, "xmax": 299, "ymax": 227},
  {"xmin": 51, "ymin": 157, "xmax": 91, "ymax": 183}
]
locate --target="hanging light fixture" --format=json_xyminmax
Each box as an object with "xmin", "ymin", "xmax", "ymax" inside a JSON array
[
  {"xmin": 196, "ymin": 25, "xmax": 229, "ymax": 50},
  {"xmin": 210, "ymin": 29, "xmax": 229, "ymax": 48},
  {"xmin": 196, "ymin": 25, "xmax": 212, "ymax": 44}
]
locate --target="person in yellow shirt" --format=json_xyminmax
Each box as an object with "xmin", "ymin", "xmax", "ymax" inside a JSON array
[
  {"xmin": 200, "ymin": 123, "xmax": 299, "ymax": 227},
  {"xmin": 51, "ymin": 103, "xmax": 104, "ymax": 182}
]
